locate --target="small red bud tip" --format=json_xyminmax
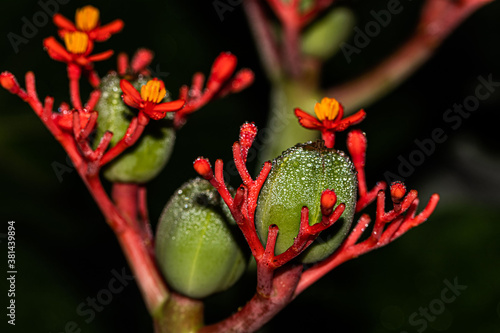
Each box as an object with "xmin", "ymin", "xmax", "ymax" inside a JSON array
[
  {"xmin": 209, "ymin": 52, "xmax": 237, "ymax": 84},
  {"xmin": 320, "ymin": 189, "xmax": 337, "ymax": 216},
  {"xmin": 231, "ymin": 69, "xmax": 254, "ymax": 93},
  {"xmin": 0, "ymin": 72, "xmax": 20, "ymax": 94},
  {"xmin": 239, "ymin": 122, "xmax": 257, "ymax": 149},
  {"xmin": 193, "ymin": 158, "xmax": 213, "ymax": 180},
  {"xmin": 390, "ymin": 181, "xmax": 406, "ymax": 203},
  {"xmin": 131, "ymin": 48, "xmax": 154, "ymax": 74},
  {"xmin": 347, "ymin": 129, "xmax": 367, "ymax": 167}
]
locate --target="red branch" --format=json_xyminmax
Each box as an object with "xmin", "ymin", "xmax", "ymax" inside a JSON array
[
  {"xmin": 262, "ymin": 0, "xmax": 335, "ymax": 77},
  {"xmin": 326, "ymin": 0, "xmax": 493, "ymax": 113},
  {"xmin": 347, "ymin": 129, "xmax": 387, "ymax": 212},
  {"xmin": 1, "ymin": 70, "xmax": 169, "ymax": 314},
  {"xmin": 294, "ymin": 187, "xmax": 440, "ymax": 297},
  {"xmin": 174, "ymin": 53, "xmax": 254, "ymax": 128},
  {"xmin": 99, "ymin": 112, "xmax": 149, "ymax": 166}
]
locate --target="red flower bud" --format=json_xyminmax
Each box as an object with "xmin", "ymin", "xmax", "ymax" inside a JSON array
[
  {"xmin": 230, "ymin": 69, "xmax": 254, "ymax": 93},
  {"xmin": 193, "ymin": 158, "xmax": 213, "ymax": 180},
  {"xmin": 390, "ymin": 182, "xmax": 406, "ymax": 204},
  {"xmin": 347, "ymin": 129, "xmax": 367, "ymax": 168},
  {"xmin": 239, "ymin": 122, "xmax": 257, "ymax": 151},
  {"xmin": 321, "ymin": 189, "xmax": 337, "ymax": 216},
  {"xmin": 208, "ymin": 52, "xmax": 237, "ymax": 86},
  {"xmin": 0, "ymin": 72, "xmax": 20, "ymax": 94}
]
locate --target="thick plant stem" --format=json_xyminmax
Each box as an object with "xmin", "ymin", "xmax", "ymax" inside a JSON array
[
  {"xmin": 83, "ymin": 176, "xmax": 169, "ymax": 315},
  {"xmin": 112, "ymin": 182, "xmax": 139, "ymax": 228},
  {"xmin": 258, "ymin": 77, "xmax": 321, "ymax": 164},
  {"xmin": 154, "ymin": 292, "xmax": 204, "ymax": 333},
  {"xmin": 116, "ymin": 226, "xmax": 170, "ymax": 315},
  {"xmin": 199, "ymin": 265, "xmax": 303, "ymax": 333}
]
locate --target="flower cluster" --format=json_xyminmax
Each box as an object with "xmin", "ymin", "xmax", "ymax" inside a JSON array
[{"xmin": 44, "ymin": 5, "xmax": 121, "ymax": 70}]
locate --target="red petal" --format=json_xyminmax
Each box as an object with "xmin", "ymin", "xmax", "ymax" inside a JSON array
[
  {"xmin": 294, "ymin": 108, "xmax": 322, "ymax": 129},
  {"xmin": 120, "ymin": 79, "xmax": 142, "ymax": 104},
  {"xmin": 122, "ymin": 94, "xmax": 139, "ymax": 108},
  {"xmin": 337, "ymin": 109, "xmax": 366, "ymax": 131},
  {"xmin": 87, "ymin": 50, "xmax": 114, "ymax": 62},
  {"xmin": 53, "ymin": 14, "xmax": 76, "ymax": 31},
  {"xmin": 153, "ymin": 99, "xmax": 185, "ymax": 112},
  {"xmin": 335, "ymin": 103, "xmax": 345, "ymax": 122},
  {"xmin": 92, "ymin": 20, "xmax": 124, "ymax": 41},
  {"xmin": 43, "ymin": 37, "xmax": 72, "ymax": 62}
]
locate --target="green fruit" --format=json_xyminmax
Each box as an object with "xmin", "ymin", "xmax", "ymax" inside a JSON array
[
  {"xmin": 94, "ymin": 72, "xmax": 175, "ymax": 183},
  {"xmin": 255, "ymin": 141, "xmax": 357, "ymax": 263},
  {"xmin": 155, "ymin": 178, "xmax": 248, "ymax": 299}
]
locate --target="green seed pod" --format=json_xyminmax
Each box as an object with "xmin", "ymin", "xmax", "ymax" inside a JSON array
[
  {"xmin": 94, "ymin": 72, "xmax": 176, "ymax": 183},
  {"xmin": 255, "ymin": 141, "xmax": 357, "ymax": 263},
  {"xmin": 155, "ymin": 178, "xmax": 248, "ymax": 299}
]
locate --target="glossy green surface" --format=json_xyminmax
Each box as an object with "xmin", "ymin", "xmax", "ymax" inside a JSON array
[
  {"xmin": 255, "ymin": 141, "xmax": 357, "ymax": 263},
  {"xmin": 155, "ymin": 178, "xmax": 247, "ymax": 299}
]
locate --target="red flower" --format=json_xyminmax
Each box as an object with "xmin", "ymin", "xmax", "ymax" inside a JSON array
[
  {"xmin": 295, "ymin": 97, "xmax": 366, "ymax": 148},
  {"xmin": 120, "ymin": 78, "xmax": 185, "ymax": 120},
  {"xmin": 53, "ymin": 5, "xmax": 124, "ymax": 43},
  {"xmin": 295, "ymin": 97, "xmax": 366, "ymax": 132},
  {"xmin": 43, "ymin": 34, "xmax": 113, "ymax": 68}
]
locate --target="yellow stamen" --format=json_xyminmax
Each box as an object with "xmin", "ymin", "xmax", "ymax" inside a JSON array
[
  {"xmin": 314, "ymin": 97, "xmax": 340, "ymax": 121},
  {"xmin": 76, "ymin": 5, "xmax": 100, "ymax": 31},
  {"xmin": 64, "ymin": 31, "xmax": 89, "ymax": 54},
  {"xmin": 141, "ymin": 79, "xmax": 166, "ymax": 103}
]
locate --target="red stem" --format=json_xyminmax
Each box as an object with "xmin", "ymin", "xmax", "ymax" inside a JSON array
[
  {"xmin": 243, "ymin": 0, "xmax": 282, "ymax": 79},
  {"xmin": 199, "ymin": 265, "xmax": 303, "ymax": 333},
  {"xmin": 115, "ymin": 224, "xmax": 169, "ymax": 313},
  {"xmin": 282, "ymin": 23, "xmax": 302, "ymax": 78},
  {"xmin": 100, "ymin": 114, "xmax": 148, "ymax": 166},
  {"xmin": 321, "ymin": 131, "xmax": 335, "ymax": 149},
  {"xmin": 326, "ymin": 0, "xmax": 493, "ymax": 113},
  {"xmin": 68, "ymin": 64, "xmax": 83, "ymax": 110},
  {"xmin": 294, "ymin": 191, "xmax": 439, "ymax": 297},
  {"xmin": 112, "ymin": 183, "xmax": 140, "ymax": 230},
  {"xmin": 138, "ymin": 185, "xmax": 155, "ymax": 255},
  {"xmin": 6, "ymin": 70, "xmax": 169, "ymax": 316}
]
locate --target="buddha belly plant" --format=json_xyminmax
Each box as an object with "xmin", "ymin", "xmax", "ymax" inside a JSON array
[{"xmin": 3, "ymin": 1, "xmax": 493, "ymax": 332}]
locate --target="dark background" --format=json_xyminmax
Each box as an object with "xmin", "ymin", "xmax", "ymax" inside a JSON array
[{"xmin": 0, "ymin": 0, "xmax": 499, "ymax": 332}]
